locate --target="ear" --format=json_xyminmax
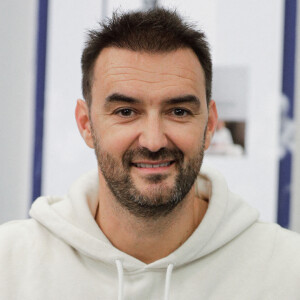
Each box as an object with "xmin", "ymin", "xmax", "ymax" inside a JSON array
[
  {"xmin": 204, "ymin": 100, "xmax": 218, "ymax": 150},
  {"xmin": 75, "ymin": 99, "xmax": 94, "ymax": 149}
]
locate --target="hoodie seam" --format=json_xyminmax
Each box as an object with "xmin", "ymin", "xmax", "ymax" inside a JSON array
[
  {"xmin": 260, "ymin": 224, "xmax": 280, "ymax": 294},
  {"xmin": 196, "ymin": 192, "xmax": 230, "ymax": 256}
]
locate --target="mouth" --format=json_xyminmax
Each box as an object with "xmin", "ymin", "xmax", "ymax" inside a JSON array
[
  {"xmin": 132, "ymin": 161, "xmax": 175, "ymax": 168},
  {"xmin": 130, "ymin": 160, "xmax": 176, "ymax": 175}
]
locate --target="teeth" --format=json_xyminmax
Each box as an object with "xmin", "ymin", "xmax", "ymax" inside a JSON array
[{"xmin": 135, "ymin": 162, "xmax": 172, "ymax": 168}]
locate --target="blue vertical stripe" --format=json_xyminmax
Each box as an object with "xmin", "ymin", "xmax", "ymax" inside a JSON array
[
  {"xmin": 32, "ymin": 0, "xmax": 48, "ymax": 202},
  {"xmin": 277, "ymin": 0, "xmax": 297, "ymax": 227}
]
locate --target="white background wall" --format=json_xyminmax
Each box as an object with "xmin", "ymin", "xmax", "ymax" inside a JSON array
[{"xmin": 0, "ymin": 0, "xmax": 37, "ymax": 223}]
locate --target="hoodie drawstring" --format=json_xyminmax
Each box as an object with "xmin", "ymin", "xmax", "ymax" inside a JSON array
[
  {"xmin": 115, "ymin": 259, "xmax": 124, "ymax": 300},
  {"xmin": 115, "ymin": 260, "xmax": 174, "ymax": 300},
  {"xmin": 164, "ymin": 263, "xmax": 174, "ymax": 300}
]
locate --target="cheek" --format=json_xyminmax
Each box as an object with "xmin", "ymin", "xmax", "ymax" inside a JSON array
[
  {"xmin": 99, "ymin": 125, "xmax": 139, "ymax": 155},
  {"xmin": 166, "ymin": 123, "xmax": 206, "ymax": 154}
]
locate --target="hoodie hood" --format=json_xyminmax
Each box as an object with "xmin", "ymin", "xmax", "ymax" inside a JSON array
[{"xmin": 29, "ymin": 165, "xmax": 259, "ymax": 271}]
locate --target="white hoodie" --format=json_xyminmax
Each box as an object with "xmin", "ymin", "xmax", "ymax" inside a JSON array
[{"xmin": 1, "ymin": 166, "xmax": 300, "ymax": 300}]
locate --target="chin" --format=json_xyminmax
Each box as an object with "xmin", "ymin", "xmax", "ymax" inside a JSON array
[{"xmin": 134, "ymin": 174, "xmax": 174, "ymax": 188}]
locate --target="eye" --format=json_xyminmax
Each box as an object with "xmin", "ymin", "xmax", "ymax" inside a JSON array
[
  {"xmin": 115, "ymin": 108, "xmax": 136, "ymax": 117},
  {"xmin": 172, "ymin": 108, "xmax": 190, "ymax": 117}
]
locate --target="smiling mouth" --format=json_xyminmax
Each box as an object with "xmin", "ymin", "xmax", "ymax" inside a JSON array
[{"xmin": 132, "ymin": 161, "xmax": 175, "ymax": 168}]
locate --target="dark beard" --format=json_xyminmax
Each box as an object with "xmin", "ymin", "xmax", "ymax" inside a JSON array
[{"xmin": 91, "ymin": 129, "xmax": 205, "ymax": 219}]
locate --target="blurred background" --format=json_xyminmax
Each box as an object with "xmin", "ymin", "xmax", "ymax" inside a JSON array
[{"xmin": 1, "ymin": 0, "xmax": 300, "ymax": 232}]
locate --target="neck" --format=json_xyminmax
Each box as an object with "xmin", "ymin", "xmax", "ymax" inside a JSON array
[{"xmin": 95, "ymin": 177, "xmax": 208, "ymax": 264}]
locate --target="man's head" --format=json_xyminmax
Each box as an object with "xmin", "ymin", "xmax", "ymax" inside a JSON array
[
  {"xmin": 76, "ymin": 8, "xmax": 218, "ymax": 219},
  {"xmin": 81, "ymin": 8, "xmax": 212, "ymax": 109}
]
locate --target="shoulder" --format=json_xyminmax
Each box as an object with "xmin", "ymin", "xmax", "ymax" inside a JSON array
[
  {"xmin": 251, "ymin": 222, "xmax": 300, "ymax": 276},
  {"xmin": 0, "ymin": 219, "xmax": 37, "ymax": 241},
  {"xmin": 247, "ymin": 221, "xmax": 300, "ymax": 254},
  {"xmin": 248, "ymin": 222, "xmax": 300, "ymax": 297},
  {"xmin": 0, "ymin": 219, "xmax": 53, "ymax": 257},
  {"xmin": 0, "ymin": 218, "xmax": 68, "ymax": 280},
  {"xmin": 0, "ymin": 218, "xmax": 47, "ymax": 238},
  {"xmin": 265, "ymin": 223, "xmax": 300, "ymax": 262},
  {"xmin": 252, "ymin": 221, "xmax": 300, "ymax": 249},
  {"xmin": 0, "ymin": 220, "xmax": 47, "ymax": 281}
]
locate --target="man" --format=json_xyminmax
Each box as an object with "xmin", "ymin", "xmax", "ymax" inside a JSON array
[{"xmin": 1, "ymin": 8, "xmax": 300, "ymax": 300}]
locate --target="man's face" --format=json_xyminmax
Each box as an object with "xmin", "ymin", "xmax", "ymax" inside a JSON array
[{"xmin": 78, "ymin": 47, "xmax": 217, "ymax": 218}]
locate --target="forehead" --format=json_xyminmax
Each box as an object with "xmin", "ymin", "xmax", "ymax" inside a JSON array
[{"xmin": 91, "ymin": 47, "xmax": 206, "ymax": 104}]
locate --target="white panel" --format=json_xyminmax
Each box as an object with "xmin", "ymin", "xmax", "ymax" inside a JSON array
[
  {"xmin": 0, "ymin": 0, "xmax": 37, "ymax": 223},
  {"xmin": 207, "ymin": 0, "xmax": 284, "ymax": 222},
  {"xmin": 43, "ymin": 0, "xmax": 104, "ymax": 196},
  {"xmin": 212, "ymin": 66, "xmax": 249, "ymax": 121}
]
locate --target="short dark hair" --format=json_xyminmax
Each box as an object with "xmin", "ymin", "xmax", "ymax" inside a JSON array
[{"xmin": 81, "ymin": 8, "xmax": 212, "ymax": 108}]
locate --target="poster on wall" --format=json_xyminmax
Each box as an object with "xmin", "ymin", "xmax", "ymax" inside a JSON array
[{"xmin": 207, "ymin": 66, "xmax": 248, "ymax": 156}]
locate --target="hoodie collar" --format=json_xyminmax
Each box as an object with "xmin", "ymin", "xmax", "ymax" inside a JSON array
[{"xmin": 29, "ymin": 165, "xmax": 259, "ymax": 271}]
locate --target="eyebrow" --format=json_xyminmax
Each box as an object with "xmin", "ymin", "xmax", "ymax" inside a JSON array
[
  {"xmin": 104, "ymin": 93, "xmax": 201, "ymax": 108},
  {"xmin": 164, "ymin": 95, "xmax": 201, "ymax": 109},
  {"xmin": 105, "ymin": 93, "xmax": 141, "ymax": 107}
]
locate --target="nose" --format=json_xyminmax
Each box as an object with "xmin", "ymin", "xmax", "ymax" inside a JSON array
[{"xmin": 138, "ymin": 115, "xmax": 168, "ymax": 152}]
